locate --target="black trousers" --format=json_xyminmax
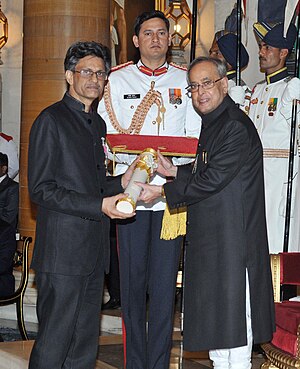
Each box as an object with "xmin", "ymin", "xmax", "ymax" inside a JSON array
[
  {"xmin": 105, "ymin": 220, "xmax": 120, "ymax": 300},
  {"xmin": 117, "ymin": 210, "xmax": 182, "ymax": 369},
  {"xmin": 29, "ymin": 255, "xmax": 105, "ymax": 369}
]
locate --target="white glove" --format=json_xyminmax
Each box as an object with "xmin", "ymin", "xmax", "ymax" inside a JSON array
[
  {"xmin": 282, "ymin": 77, "xmax": 300, "ymax": 103},
  {"xmin": 228, "ymin": 85, "xmax": 246, "ymax": 105},
  {"xmin": 280, "ymin": 78, "xmax": 300, "ymax": 122}
]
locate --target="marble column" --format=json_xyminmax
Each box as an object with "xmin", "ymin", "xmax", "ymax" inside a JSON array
[{"xmin": 19, "ymin": 0, "xmax": 110, "ymax": 263}]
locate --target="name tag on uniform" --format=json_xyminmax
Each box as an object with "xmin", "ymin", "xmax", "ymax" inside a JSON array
[{"xmin": 124, "ymin": 94, "xmax": 140, "ymax": 99}]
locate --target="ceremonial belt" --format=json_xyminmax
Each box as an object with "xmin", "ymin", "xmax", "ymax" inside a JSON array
[{"xmin": 263, "ymin": 148, "xmax": 290, "ymax": 158}]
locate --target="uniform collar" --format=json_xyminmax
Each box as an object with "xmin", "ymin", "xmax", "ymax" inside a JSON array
[
  {"xmin": 137, "ymin": 60, "xmax": 169, "ymax": 76},
  {"xmin": 266, "ymin": 67, "xmax": 288, "ymax": 85},
  {"xmin": 227, "ymin": 70, "xmax": 236, "ymax": 80}
]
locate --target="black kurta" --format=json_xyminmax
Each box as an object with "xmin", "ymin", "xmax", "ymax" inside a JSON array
[
  {"xmin": 164, "ymin": 96, "xmax": 275, "ymax": 351},
  {"xmin": 28, "ymin": 93, "xmax": 123, "ymax": 276}
]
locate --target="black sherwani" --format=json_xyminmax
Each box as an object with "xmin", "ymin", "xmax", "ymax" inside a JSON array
[
  {"xmin": 28, "ymin": 93, "xmax": 123, "ymax": 369},
  {"xmin": 164, "ymin": 96, "xmax": 275, "ymax": 351}
]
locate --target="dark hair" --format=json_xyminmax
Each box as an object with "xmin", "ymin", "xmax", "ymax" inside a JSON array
[
  {"xmin": 187, "ymin": 57, "xmax": 227, "ymax": 83},
  {"xmin": 134, "ymin": 10, "xmax": 170, "ymax": 36},
  {"xmin": 64, "ymin": 41, "xmax": 111, "ymax": 75},
  {"xmin": 0, "ymin": 152, "xmax": 8, "ymax": 167}
]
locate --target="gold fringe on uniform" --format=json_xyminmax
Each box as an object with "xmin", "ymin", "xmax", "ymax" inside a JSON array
[{"xmin": 160, "ymin": 204, "xmax": 187, "ymax": 240}]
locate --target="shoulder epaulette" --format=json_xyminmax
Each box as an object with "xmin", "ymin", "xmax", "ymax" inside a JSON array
[
  {"xmin": 169, "ymin": 62, "xmax": 187, "ymax": 71},
  {"xmin": 252, "ymin": 80, "xmax": 265, "ymax": 93},
  {"xmin": 257, "ymin": 80, "xmax": 265, "ymax": 86},
  {"xmin": 0, "ymin": 132, "xmax": 13, "ymax": 142},
  {"xmin": 110, "ymin": 61, "xmax": 134, "ymax": 73}
]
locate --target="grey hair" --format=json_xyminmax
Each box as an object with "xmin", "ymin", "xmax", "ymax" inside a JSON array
[
  {"xmin": 64, "ymin": 41, "xmax": 111, "ymax": 75},
  {"xmin": 187, "ymin": 57, "xmax": 227, "ymax": 83}
]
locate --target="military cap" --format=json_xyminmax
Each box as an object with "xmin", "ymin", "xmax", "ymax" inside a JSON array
[
  {"xmin": 217, "ymin": 33, "xmax": 249, "ymax": 69},
  {"xmin": 253, "ymin": 21, "xmax": 297, "ymax": 50}
]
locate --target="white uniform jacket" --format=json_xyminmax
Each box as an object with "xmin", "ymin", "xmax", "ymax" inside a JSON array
[
  {"xmin": 0, "ymin": 133, "xmax": 19, "ymax": 179},
  {"xmin": 248, "ymin": 68, "xmax": 300, "ymax": 252},
  {"xmin": 98, "ymin": 60, "xmax": 201, "ymax": 211}
]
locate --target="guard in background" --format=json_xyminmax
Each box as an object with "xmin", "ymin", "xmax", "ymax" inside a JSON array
[
  {"xmin": 249, "ymin": 21, "xmax": 300, "ymax": 253},
  {"xmin": 0, "ymin": 152, "xmax": 18, "ymax": 297},
  {"xmin": 0, "ymin": 133, "xmax": 19, "ymax": 179},
  {"xmin": 209, "ymin": 31, "xmax": 251, "ymax": 111},
  {"xmin": 98, "ymin": 10, "xmax": 201, "ymax": 369}
]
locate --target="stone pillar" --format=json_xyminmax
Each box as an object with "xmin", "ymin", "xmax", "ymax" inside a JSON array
[{"xmin": 19, "ymin": 0, "xmax": 110, "ymax": 263}]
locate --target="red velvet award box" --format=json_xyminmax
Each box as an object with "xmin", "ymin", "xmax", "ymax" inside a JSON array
[{"xmin": 106, "ymin": 134, "xmax": 198, "ymax": 157}]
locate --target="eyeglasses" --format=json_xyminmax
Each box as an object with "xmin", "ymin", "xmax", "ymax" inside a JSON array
[
  {"xmin": 74, "ymin": 69, "xmax": 107, "ymax": 81},
  {"xmin": 185, "ymin": 77, "xmax": 223, "ymax": 97}
]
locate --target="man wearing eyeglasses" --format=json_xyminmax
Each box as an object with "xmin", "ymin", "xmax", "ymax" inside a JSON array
[
  {"xmin": 138, "ymin": 57, "xmax": 275, "ymax": 369},
  {"xmin": 28, "ymin": 41, "xmax": 136, "ymax": 369},
  {"xmin": 98, "ymin": 9, "xmax": 201, "ymax": 369}
]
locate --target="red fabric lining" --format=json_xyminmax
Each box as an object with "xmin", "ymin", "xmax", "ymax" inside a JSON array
[
  {"xmin": 272, "ymin": 325, "xmax": 298, "ymax": 356},
  {"xmin": 279, "ymin": 252, "xmax": 300, "ymax": 284},
  {"xmin": 271, "ymin": 253, "xmax": 300, "ymax": 358},
  {"xmin": 275, "ymin": 301, "xmax": 300, "ymax": 334},
  {"xmin": 106, "ymin": 134, "xmax": 198, "ymax": 156},
  {"xmin": 0, "ymin": 132, "xmax": 13, "ymax": 141}
]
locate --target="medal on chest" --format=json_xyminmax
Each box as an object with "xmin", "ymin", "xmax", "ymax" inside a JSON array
[
  {"xmin": 192, "ymin": 154, "xmax": 199, "ymax": 174},
  {"xmin": 268, "ymin": 97, "xmax": 278, "ymax": 116},
  {"xmin": 101, "ymin": 137, "xmax": 109, "ymax": 173},
  {"xmin": 250, "ymin": 97, "xmax": 258, "ymax": 105},
  {"xmin": 169, "ymin": 88, "xmax": 182, "ymax": 105},
  {"xmin": 192, "ymin": 149, "xmax": 208, "ymax": 174}
]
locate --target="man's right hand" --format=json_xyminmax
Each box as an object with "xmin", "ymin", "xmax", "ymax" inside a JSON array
[
  {"xmin": 102, "ymin": 193, "xmax": 135, "ymax": 219},
  {"xmin": 121, "ymin": 157, "xmax": 140, "ymax": 189},
  {"xmin": 156, "ymin": 151, "xmax": 178, "ymax": 178}
]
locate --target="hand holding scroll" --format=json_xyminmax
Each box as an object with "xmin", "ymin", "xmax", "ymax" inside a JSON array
[{"xmin": 117, "ymin": 149, "xmax": 158, "ymax": 214}]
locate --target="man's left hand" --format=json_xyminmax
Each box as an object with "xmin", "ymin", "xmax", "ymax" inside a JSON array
[{"xmin": 136, "ymin": 183, "xmax": 162, "ymax": 203}]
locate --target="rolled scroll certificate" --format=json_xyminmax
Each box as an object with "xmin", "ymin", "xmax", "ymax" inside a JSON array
[{"xmin": 116, "ymin": 148, "xmax": 158, "ymax": 214}]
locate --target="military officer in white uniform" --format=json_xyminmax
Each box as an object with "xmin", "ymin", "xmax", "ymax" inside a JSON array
[
  {"xmin": 98, "ymin": 10, "xmax": 201, "ymax": 369},
  {"xmin": 0, "ymin": 133, "xmax": 19, "ymax": 179},
  {"xmin": 248, "ymin": 21, "xmax": 300, "ymax": 253}
]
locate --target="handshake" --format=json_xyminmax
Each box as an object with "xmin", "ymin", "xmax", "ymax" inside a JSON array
[{"xmin": 119, "ymin": 149, "xmax": 177, "ymax": 214}]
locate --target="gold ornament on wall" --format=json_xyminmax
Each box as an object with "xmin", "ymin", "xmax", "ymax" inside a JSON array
[
  {"xmin": 0, "ymin": 1, "xmax": 8, "ymax": 65},
  {"xmin": 156, "ymin": 0, "xmax": 192, "ymax": 65}
]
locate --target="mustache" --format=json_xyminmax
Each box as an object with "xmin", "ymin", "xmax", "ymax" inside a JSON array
[{"xmin": 86, "ymin": 83, "xmax": 100, "ymax": 89}]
